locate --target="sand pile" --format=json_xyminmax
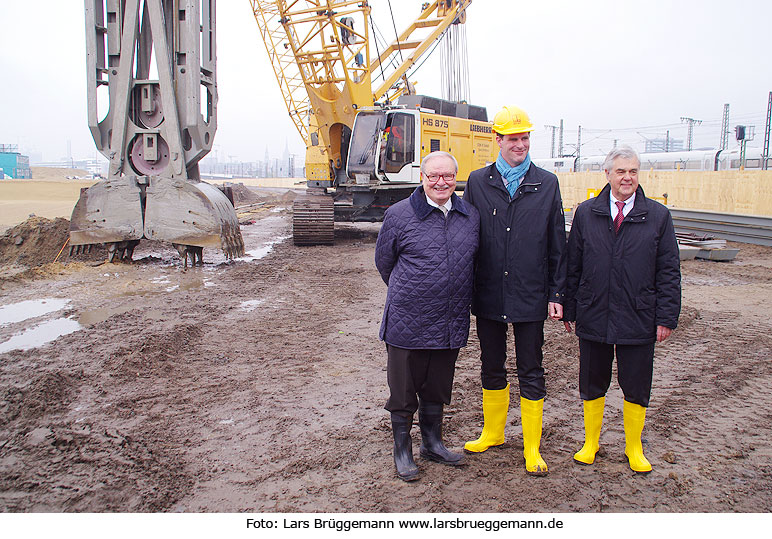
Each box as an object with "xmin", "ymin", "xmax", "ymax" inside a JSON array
[
  {"xmin": 280, "ymin": 189, "xmax": 297, "ymax": 203},
  {"xmin": 227, "ymin": 183, "xmax": 297, "ymax": 206},
  {"xmin": 0, "ymin": 216, "xmax": 105, "ymax": 267},
  {"xmin": 228, "ymin": 183, "xmax": 263, "ymax": 205}
]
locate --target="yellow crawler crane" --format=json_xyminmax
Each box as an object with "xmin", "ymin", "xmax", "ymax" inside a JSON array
[
  {"xmin": 71, "ymin": 0, "xmax": 244, "ymax": 264},
  {"xmin": 250, "ymin": 0, "xmax": 497, "ymax": 245}
]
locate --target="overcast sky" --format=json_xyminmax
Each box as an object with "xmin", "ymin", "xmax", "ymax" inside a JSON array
[{"xmin": 1, "ymin": 0, "xmax": 770, "ymax": 165}]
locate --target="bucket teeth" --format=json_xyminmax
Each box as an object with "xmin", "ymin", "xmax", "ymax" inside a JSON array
[
  {"xmin": 69, "ymin": 243, "xmax": 96, "ymax": 258},
  {"xmin": 220, "ymin": 226, "xmax": 244, "ymax": 260}
]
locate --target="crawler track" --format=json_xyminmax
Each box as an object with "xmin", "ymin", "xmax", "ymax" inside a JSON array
[{"xmin": 292, "ymin": 192, "xmax": 335, "ymax": 246}]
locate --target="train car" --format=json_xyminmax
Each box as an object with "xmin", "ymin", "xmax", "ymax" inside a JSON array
[
  {"xmin": 576, "ymin": 148, "xmax": 769, "ymax": 172},
  {"xmin": 538, "ymin": 147, "xmax": 769, "ymax": 173},
  {"xmin": 578, "ymin": 150, "xmax": 721, "ymax": 172},
  {"xmin": 638, "ymin": 150, "xmax": 721, "ymax": 171},
  {"xmin": 532, "ymin": 157, "xmax": 577, "ymax": 173},
  {"xmin": 575, "ymin": 154, "xmax": 606, "ymax": 172},
  {"xmin": 716, "ymin": 147, "xmax": 770, "ymax": 170}
]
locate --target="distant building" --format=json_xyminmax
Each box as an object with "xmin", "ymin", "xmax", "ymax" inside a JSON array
[
  {"xmin": 0, "ymin": 144, "xmax": 31, "ymax": 179},
  {"xmin": 198, "ymin": 148, "xmax": 304, "ymax": 179},
  {"xmin": 645, "ymin": 138, "xmax": 684, "ymax": 153},
  {"xmin": 36, "ymin": 157, "xmax": 107, "ymax": 178}
]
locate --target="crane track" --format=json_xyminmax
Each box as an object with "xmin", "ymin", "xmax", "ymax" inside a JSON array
[
  {"xmin": 669, "ymin": 209, "xmax": 772, "ymax": 247},
  {"xmin": 292, "ymin": 192, "xmax": 335, "ymax": 246}
]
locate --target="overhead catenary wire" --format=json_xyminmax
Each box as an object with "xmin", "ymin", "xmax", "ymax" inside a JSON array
[{"xmin": 554, "ymin": 109, "xmax": 771, "ymax": 155}]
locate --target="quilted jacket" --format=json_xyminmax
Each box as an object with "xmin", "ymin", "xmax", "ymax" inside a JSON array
[
  {"xmin": 562, "ymin": 184, "xmax": 681, "ymax": 344},
  {"xmin": 463, "ymin": 162, "xmax": 567, "ymax": 323},
  {"xmin": 375, "ymin": 186, "xmax": 480, "ymax": 349}
]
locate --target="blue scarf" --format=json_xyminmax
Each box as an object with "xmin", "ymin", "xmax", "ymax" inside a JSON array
[{"xmin": 496, "ymin": 153, "xmax": 531, "ymax": 198}]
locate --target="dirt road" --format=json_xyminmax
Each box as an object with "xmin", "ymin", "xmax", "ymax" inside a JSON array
[{"xmin": 1, "ymin": 188, "xmax": 771, "ymax": 513}]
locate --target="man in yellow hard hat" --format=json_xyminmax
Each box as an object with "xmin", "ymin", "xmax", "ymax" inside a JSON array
[{"xmin": 462, "ymin": 105, "xmax": 567, "ymax": 476}]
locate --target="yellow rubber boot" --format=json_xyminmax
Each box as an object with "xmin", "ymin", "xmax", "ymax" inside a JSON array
[
  {"xmin": 464, "ymin": 384, "xmax": 510, "ymax": 453},
  {"xmin": 623, "ymin": 400, "xmax": 652, "ymax": 473},
  {"xmin": 573, "ymin": 397, "xmax": 605, "ymax": 465},
  {"xmin": 520, "ymin": 397, "xmax": 548, "ymax": 476}
]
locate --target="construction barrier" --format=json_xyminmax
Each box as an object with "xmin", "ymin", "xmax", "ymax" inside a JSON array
[{"xmin": 556, "ymin": 170, "xmax": 772, "ymax": 217}]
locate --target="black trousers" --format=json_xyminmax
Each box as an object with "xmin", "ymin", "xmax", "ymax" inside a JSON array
[
  {"xmin": 476, "ymin": 316, "xmax": 546, "ymax": 400},
  {"xmin": 578, "ymin": 338, "xmax": 655, "ymax": 407},
  {"xmin": 385, "ymin": 344, "xmax": 459, "ymax": 418}
]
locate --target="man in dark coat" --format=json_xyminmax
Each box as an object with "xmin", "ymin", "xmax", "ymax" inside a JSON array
[
  {"xmin": 375, "ymin": 151, "xmax": 480, "ymax": 481},
  {"xmin": 462, "ymin": 105, "xmax": 567, "ymax": 476},
  {"xmin": 562, "ymin": 145, "xmax": 681, "ymax": 473}
]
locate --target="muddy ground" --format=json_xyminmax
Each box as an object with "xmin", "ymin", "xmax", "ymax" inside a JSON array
[{"xmin": 0, "ymin": 187, "xmax": 771, "ymax": 513}]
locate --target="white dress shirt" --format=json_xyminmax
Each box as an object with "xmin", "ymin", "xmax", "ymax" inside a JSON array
[
  {"xmin": 426, "ymin": 195, "xmax": 452, "ymax": 216},
  {"xmin": 610, "ymin": 192, "xmax": 635, "ymax": 220}
]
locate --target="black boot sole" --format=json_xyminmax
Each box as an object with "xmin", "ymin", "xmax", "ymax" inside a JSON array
[
  {"xmin": 396, "ymin": 470, "xmax": 420, "ymax": 482},
  {"xmin": 419, "ymin": 449, "xmax": 466, "ymax": 466}
]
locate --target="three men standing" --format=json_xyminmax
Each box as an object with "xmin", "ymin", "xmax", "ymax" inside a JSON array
[
  {"xmin": 375, "ymin": 151, "xmax": 480, "ymax": 481},
  {"xmin": 562, "ymin": 146, "xmax": 681, "ymax": 473},
  {"xmin": 375, "ymin": 111, "xmax": 680, "ymax": 482},
  {"xmin": 462, "ymin": 106, "xmax": 567, "ymax": 476}
]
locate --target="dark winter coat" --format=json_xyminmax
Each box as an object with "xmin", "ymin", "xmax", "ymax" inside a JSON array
[
  {"xmin": 375, "ymin": 186, "xmax": 480, "ymax": 349},
  {"xmin": 463, "ymin": 162, "xmax": 567, "ymax": 323},
  {"xmin": 563, "ymin": 184, "xmax": 681, "ymax": 345}
]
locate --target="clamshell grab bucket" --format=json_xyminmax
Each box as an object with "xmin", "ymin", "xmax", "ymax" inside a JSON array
[
  {"xmin": 144, "ymin": 177, "xmax": 244, "ymax": 258},
  {"xmin": 69, "ymin": 176, "xmax": 244, "ymax": 260}
]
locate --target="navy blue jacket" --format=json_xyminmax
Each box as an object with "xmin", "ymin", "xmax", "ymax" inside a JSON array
[
  {"xmin": 375, "ymin": 186, "xmax": 480, "ymax": 349},
  {"xmin": 563, "ymin": 184, "xmax": 681, "ymax": 345},
  {"xmin": 463, "ymin": 162, "xmax": 567, "ymax": 323}
]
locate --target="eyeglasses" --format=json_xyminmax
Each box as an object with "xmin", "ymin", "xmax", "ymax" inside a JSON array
[{"xmin": 424, "ymin": 173, "xmax": 456, "ymax": 183}]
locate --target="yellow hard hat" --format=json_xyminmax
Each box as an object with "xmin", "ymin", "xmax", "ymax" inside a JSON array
[{"xmin": 492, "ymin": 105, "xmax": 534, "ymax": 135}]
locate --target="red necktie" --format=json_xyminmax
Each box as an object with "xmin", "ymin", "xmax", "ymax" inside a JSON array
[{"xmin": 614, "ymin": 201, "xmax": 625, "ymax": 234}]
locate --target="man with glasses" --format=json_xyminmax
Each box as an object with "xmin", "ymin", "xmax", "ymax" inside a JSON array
[
  {"xmin": 375, "ymin": 151, "xmax": 480, "ymax": 481},
  {"xmin": 462, "ymin": 105, "xmax": 567, "ymax": 477}
]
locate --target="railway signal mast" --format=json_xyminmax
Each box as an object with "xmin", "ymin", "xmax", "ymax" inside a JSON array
[
  {"xmin": 545, "ymin": 125, "xmax": 559, "ymax": 158},
  {"xmin": 735, "ymin": 124, "xmax": 755, "ymax": 170}
]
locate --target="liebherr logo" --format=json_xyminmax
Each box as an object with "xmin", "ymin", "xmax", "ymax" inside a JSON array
[{"xmin": 470, "ymin": 124, "xmax": 492, "ymax": 133}]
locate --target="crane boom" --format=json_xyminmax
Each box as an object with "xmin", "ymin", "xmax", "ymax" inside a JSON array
[
  {"xmin": 249, "ymin": 0, "xmax": 472, "ymax": 183},
  {"xmin": 250, "ymin": 1, "xmax": 489, "ymax": 246},
  {"xmin": 250, "ymin": 0, "xmax": 375, "ymax": 183},
  {"xmin": 371, "ymin": 0, "xmax": 471, "ymax": 101}
]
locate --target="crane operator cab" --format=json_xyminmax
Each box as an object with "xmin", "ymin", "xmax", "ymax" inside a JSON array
[
  {"xmin": 347, "ymin": 109, "xmax": 420, "ymax": 184},
  {"xmin": 345, "ymin": 95, "xmax": 497, "ymax": 189}
]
